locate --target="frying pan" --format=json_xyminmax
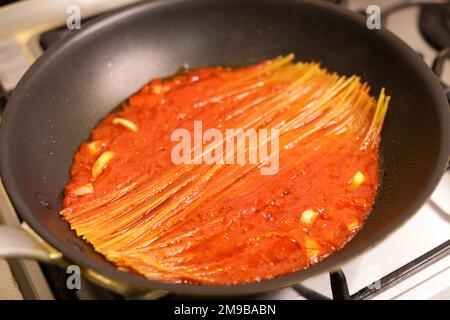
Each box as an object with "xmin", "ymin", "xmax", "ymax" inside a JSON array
[{"xmin": 0, "ymin": 0, "xmax": 449, "ymax": 298}]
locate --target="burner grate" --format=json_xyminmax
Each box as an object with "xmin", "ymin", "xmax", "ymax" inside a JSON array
[{"xmin": 420, "ymin": 4, "xmax": 450, "ymax": 51}]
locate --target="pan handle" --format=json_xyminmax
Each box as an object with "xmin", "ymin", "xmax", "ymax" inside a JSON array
[
  {"xmin": 0, "ymin": 222, "xmax": 167, "ymax": 299},
  {"xmin": 0, "ymin": 223, "xmax": 64, "ymax": 264}
]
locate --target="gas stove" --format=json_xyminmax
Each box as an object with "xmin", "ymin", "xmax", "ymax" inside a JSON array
[{"xmin": 0, "ymin": 0, "xmax": 449, "ymax": 300}]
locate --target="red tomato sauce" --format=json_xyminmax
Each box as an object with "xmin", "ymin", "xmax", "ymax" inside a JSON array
[{"xmin": 62, "ymin": 60, "xmax": 381, "ymax": 284}]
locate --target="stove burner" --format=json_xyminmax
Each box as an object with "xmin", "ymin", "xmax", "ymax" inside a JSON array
[{"xmin": 419, "ymin": 4, "xmax": 450, "ymax": 50}]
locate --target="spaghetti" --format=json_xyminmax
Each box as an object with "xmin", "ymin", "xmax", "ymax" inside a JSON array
[{"xmin": 61, "ymin": 55, "xmax": 390, "ymax": 284}]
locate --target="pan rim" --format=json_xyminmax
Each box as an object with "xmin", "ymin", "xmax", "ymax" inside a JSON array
[{"xmin": 0, "ymin": 0, "xmax": 449, "ymax": 296}]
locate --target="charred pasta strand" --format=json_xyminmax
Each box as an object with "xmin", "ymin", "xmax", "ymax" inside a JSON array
[{"xmin": 61, "ymin": 55, "xmax": 390, "ymax": 284}]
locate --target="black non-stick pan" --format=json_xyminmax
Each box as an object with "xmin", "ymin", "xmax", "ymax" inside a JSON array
[{"xmin": 0, "ymin": 0, "xmax": 449, "ymax": 297}]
